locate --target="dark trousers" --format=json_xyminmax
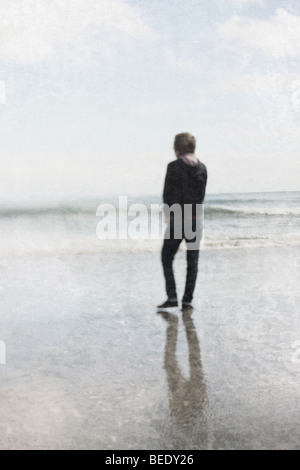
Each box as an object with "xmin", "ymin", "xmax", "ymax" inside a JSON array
[{"xmin": 161, "ymin": 219, "xmax": 201, "ymax": 304}]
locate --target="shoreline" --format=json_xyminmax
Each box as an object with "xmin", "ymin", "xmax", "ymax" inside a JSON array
[{"xmin": 1, "ymin": 242, "xmax": 300, "ymax": 259}]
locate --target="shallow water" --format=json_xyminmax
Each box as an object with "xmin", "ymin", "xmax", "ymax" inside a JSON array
[
  {"xmin": 0, "ymin": 246, "xmax": 299, "ymax": 449},
  {"xmin": 0, "ymin": 192, "xmax": 299, "ymax": 257}
]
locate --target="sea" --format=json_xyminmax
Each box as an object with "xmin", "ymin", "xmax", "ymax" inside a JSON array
[{"xmin": 0, "ymin": 191, "xmax": 299, "ymax": 256}]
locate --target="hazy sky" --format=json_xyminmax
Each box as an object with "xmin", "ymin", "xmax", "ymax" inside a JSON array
[{"xmin": 1, "ymin": 0, "xmax": 300, "ymax": 204}]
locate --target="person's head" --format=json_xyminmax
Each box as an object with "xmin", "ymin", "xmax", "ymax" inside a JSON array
[{"xmin": 174, "ymin": 133, "xmax": 196, "ymax": 156}]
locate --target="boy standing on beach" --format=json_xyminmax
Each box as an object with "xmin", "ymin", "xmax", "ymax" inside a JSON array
[{"xmin": 158, "ymin": 133, "xmax": 208, "ymax": 312}]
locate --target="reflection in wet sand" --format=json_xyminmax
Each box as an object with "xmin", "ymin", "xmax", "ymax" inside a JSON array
[{"xmin": 159, "ymin": 311, "xmax": 210, "ymax": 450}]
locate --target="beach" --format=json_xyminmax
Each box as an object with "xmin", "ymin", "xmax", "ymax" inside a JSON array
[
  {"xmin": 0, "ymin": 243, "xmax": 299, "ymax": 450},
  {"xmin": 2, "ymin": 0, "xmax": 300, "ymax": 452}
]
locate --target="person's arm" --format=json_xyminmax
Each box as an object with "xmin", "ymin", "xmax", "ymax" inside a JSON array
[
  {"xmin": 163, "ymin": 163, "xmax": 178, "ymax": 223},
  {"xmin": 199, "ymin": 166, "xmax": 207, "ymax": 203},
  {"xmin": 184, "ymin": 163, "xmax": 208, "ymax": 204},
  {"xmin": 163, "ymin": 163, "xmax": 173, "ymax": 206}
]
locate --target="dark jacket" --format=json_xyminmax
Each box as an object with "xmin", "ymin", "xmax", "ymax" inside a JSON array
[{"xmin": 163, "ymin": 159, "xmax": 208, "ymax": 208}]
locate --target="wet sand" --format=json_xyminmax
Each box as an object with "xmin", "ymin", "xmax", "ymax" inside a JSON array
[{"xmin": 0, "ymin": 246, "xmax": 299, "ymax": 450}]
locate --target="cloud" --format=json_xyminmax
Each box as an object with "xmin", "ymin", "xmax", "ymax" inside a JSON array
[
  {"xmin": 219, "ymin": 8, "xmax": 300, "ymax": 57},
  {"xmin": 0, "ymin": 0, "xmax": 156, "ymax": 63},
  {"xmin": 229, "ymin": 0, "xmax": 265, "ymax": 7},
  {"xmin": 164, "ymin": 48, "xmax": 204, "ymax": 74},
  {"xmin": 219, "ymin": 73, "xmax": 300, "ymax": 95}
]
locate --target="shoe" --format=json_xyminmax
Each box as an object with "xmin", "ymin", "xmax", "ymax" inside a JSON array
[
  {"xmin": 182, "ymin": 303, "xmax": 194, "ymax": 313},
  {"xmin": 157, "ymin": 300, "xmax": 178, "ymax": 309}
]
